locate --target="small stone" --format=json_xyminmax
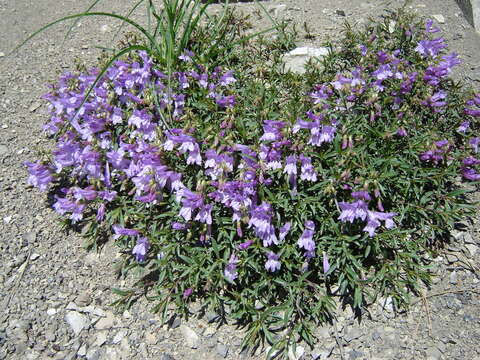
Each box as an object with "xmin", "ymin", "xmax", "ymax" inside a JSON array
[
  {"xmin": 465, "ymin": 244, "xmax": 477, "ymax": 256},
  {"xmin": 348, "ymin": 350, "xmax": 364, "ymax": 360},
  {"xmin": 145, "ymin": 331, "xmax": 157, "ymax": 345},
  {"xmin": 85, "ymin": 347, "xmax": 101, "ymax": 360},
  {"xmin": 216, "ymin": 343, "xmax": 229, "ymax": 358},
  {"xmin": 0, "ymin": 52, "xmax": 5, "ymax": 57},
  {"xmin": 45, "ymin": 329, "xmax": 56, "ymax": 342},
  {"xmin": 170, "ymin": 316, "xmax": 181, "ymax": 329},
  {"xmin": 22, "ymin": 232, "xmax": 36, "ymax": 244},
  {"xmin": 29, "ymin": 102, "xmax": 41, "ymax": 112},
  {"xmin": 449, "ymin": 271, "xmax": 458, "ymax": 284},
  {"xmin": 464, "ymin": 233, "xmax": 475, "ymax": 244},
  {"xmin": 122, "ymin": 310, "xmax": 132, "ymax": 319},
  {"xmin": 100, "ymin": 24, "xmax": 110, "ymax": 33},
  {"xmin": 160, "ymin": 354, "xmax": 175, "ymax": 360},
  {"xmin": 3, "ymin": 215, "xmax": 12, "ymax": 224},
  {"xmin": 432, "ymin": 14, "xmax": 445, "ymax": 24},
  {"xmin": 77, "ymin": 344, "xmax": 87, "ymax": 356},
  {"xmin": 206, "ymin": 311, "xmax": 219, "ymax": 323},
  {"xmin": 343, "ymin": 327, "xmax": 362, "ymax": 343},
  {"xmin": 288, "ymin": 345, "xmax": 305, "ymax": 360},
  {"xmin": 372, "ymin": 331, "xmax": 381, "ymax": 341},
  {"xmin": 426, "ymin": 346, "xmax": 442, "ymax": 360},
  {"xmin": 203, "ymin": 326, "xmax": 216, "ymax": 337},
  {"xmin": 65, "ymin": 312, "xmax": 89, "ymax": 336},
  {"xmin": 94, "ymin": 332, "xmax": 107, "ymax": 347},
  {"xmin": 282, "ymin": 47, "xmax": 330, "ymax": 74},
  {"xmin": 30, "ymin": 253, "xmax": 40, "ymax": 261},
  {"xmin": 46, "ymin": 308, "xmax": 57, "ymax": 316},
  {"xmin": 76, "ymin": 292, "xmax": 91, "ymax": 306},
  {"xmin": 335, "ymin": 10, "xmax": 346, "ymax": 16},
  {"xmin": 269, "ymin": 4, "xmax": 287, "ymax": 17},
  {"xmin": 179, "ymin": 325, "xmax": 199, "ymax": 349},
  {"xmin": 81, "ymin": 45, "xmax": 89, "ymax": 49},
  {"xmin": 0, "ymin": 144, "xmax": 8, "ymax": 156},
  {"xmin": 95, "ymin": 312, "xmax": 115, "ymax": 330},
  {"xmin": 112, "ymin": 329, "xmax": 127, "ymax": 344},
  {"xmin": 317, "ymin": 326, "xmax": 330, "ymax": 338}
]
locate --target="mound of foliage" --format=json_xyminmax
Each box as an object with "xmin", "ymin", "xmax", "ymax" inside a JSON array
[{"xmin": 25, "ymin": 3, "xmax": 479, "ymax": 356}]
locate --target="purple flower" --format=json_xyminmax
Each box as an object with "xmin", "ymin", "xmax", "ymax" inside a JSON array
[
  {"xmin": 421, "ymin": 90, "xmax": 447, "ymax": 111},
  {"xmin": 396, "ymin": 128, "xmax": 408, "ymax": 137},
  {"xmin": 195, "ymin": 204, "xmax": 213, "ymax": 225},
  {"xmin": 171, "ymin": 222, "xmax": 190, "ymax": 230},
  {"xmin": 470, "ymin": 137, "xmax": 480, "ymax": 153},
  {"xmin": 216, "ymin": 95, "xmax": 235, "ymax": 108},
  {"xmin": 219, "ymin": 70, "xmax": 236, "ymax": 86},
  {"xmin": 179, "ymin": 50, "xmax": 194, "ymax": 62},
  {"xmin": 415, "ymin": 38, "xmax": 447, "ymax": 58},
  {"xmin": 299, "ymin": 155, "xmax": 317, "ymax": 182},
  {"xmin": 260, "ymin": 120, "xmax": 285, "ymax": 142},
  {"xmin": 425, "ymin": 19, "xmax": 440, "ymax": 33},
  {"xmin": 279, "ymin": 222, "xmax": 291, "ymax": 241},
  {"xmin": 96, "ymin": 203, "xmax": 106, "ymax": 222},
  {"xmin": 24, "ymin": 161, "xmax": 54, "ymax": 191},
  {"xmin": 351, "ymin": 191, "xmax": 371, "ymax": 201},
  {"xmin": 363, "ymin": 211, "xmax": 396, "ymax": 237},
  {"xmin": 248, "ymin": 202, "xmax": 278, "ymax": 247},
  {"xmin": 372, "ymin": 64, "xmax": 393, "ymax": 80},
  {"xmin": 112, "ymin": 225, "xmax": 140, "ymax": 239},
  {"xmin": 457, "ymin": 121, "xmax": 470, "ymax": 133},
  {"xmin": 224, "ymin": 254, "xmax": 239, "ymax": 283},
  {"xmin": 323, "ymin": 252, "xmax": 330, "ymax": 274},
  {"xmin": 462, "ymin": 168, "xmax": 480, "ymax": 181},
  {"xmin": 183, "ymin": 288, "xmax": 193, "ymax": 298},
  {"xmin": 297, "ymin": 220, "xmax": 315, "ymax": 254},
  {"xmin": 265, "ymin": 252, "xmax": 281, "ymax": 272},
  {"xmin": 132, "ymin": 237, "xmax": 150, "ymax": 262},
  {"xmin": 283, "ymin": 155, "xmax": 297, "ymax": 177},
  {"xmin": 338, "ymin": 200, "xmax": 368, "ymax": 223},
  {"xmin": 238, "ymin": 240, "xmax": 253, "ymax": 250},
  {"xmin": 359, "ymin": 44, "xmax": 367, "ymax": 57}
]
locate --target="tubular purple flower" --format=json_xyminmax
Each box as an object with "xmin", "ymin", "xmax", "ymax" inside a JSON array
[
  {"xmin": 112, "ymin": 225, "xmax": 140, "ymax": 239},
  {"xmin": 132, "ymin": 237, "xmax": 150, "ymax": 262},
  {"xmin": 299, "ymin": 155, "xmax": 317, "ymax": 182},
  {"xmin": 265, "ymin": 252, "xmax": 281, "ymax": 272},
  {"xmin": 297, "ymin": 221, "xmax": 315, "ymax": 253},
  {"xmin": 183, "ymin": 288, "xmax": 193, "ymax": 299},
  {"xmin": 219, "ymin": 70, "xmax": 236, "ymax": 86},
  {"xmin": 24, "ymin": 161, "xmax": 54, "ymax": 191},
  {"xmin": 224, "ymin": 254, "xmax": 239, "ymax": 283},
  {"xmin": 279, "ymin": 222, "xmax": 291, "ymax": 241},
  {"xmin": 238, "ymin": 239, "xmax": 253, "ymax": 250},
  {"xmin": 470, "ymin": 137, "xmax": 480, "ymax": 153},
  {"xmin": 323, "ymin": 252, "xmax": 330, "ymax": 274}
]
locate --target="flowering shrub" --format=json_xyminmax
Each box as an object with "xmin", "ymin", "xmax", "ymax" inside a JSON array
[{"xmin": 25, "ymin": 6, "xmax": 479, "ymax": 355}]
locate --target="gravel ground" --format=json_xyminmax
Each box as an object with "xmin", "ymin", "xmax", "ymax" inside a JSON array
[{"xmin": 1, "ymin": 0, "xmax": 480, "ymax": 359}]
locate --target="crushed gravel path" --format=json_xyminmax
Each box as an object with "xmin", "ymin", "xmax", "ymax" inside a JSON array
[{"xmin": 1, "ymin": 1, "xmax": 480, "ymax": 359}]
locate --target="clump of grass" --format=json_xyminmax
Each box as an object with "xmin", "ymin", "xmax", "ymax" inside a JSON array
[{"xmin": 22, "ymin": 1, "xmax": 480, "ymax": 358}]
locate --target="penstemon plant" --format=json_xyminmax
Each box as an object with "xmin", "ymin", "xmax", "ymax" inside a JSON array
[{"xmin": 22, "ymin": 2, "xmax": 480, "ymax": 358}]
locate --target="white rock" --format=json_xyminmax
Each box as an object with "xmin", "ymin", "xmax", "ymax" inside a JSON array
[
  {"xmin": 66, "ymin": 302, "xmax": 80, "ymax": 311},
  {"xmin": 432, "ymin": 14, "xmax": 445, "ymax": 24},
  {"xmin": 0, "ymin": 52, "xmax": 5, "ymax": 57},
  {"xmin": 95, "ymin": 311, "xmax": 116, "ymax": 329},
  {"xmin": 282, "ymin": 47, "xmax": 330, "ymax": 74},
  {"xmin": 30, "ymin": 253, "xmax": 40, "ymax": 261},
  {"xmin": 77, "ymin": 344, "xmax": 87, "ymax": 356},
  {"xmin": 180, "ymin": 325, "xmax": 200, "ymax": 349},
  {"xmin": 95, "ymin": 332, "xmax": 107, "ymax": 347},
  {"xmin": 465, "ymin": 244, "xmax": 478, "ymax": 256},
  {"xmin": 100, "ymin": 24, "xmax": 110, "ymax": 33},
  {"xmin": 288, "ymin": 345, "xmax": 305, "ymax": 360},
  {"xmin": 112, "ymin": 329, "xmax": 128, "ymax": 344},
  {"xmin": 3, "ymin": 215, "xmax": 12, "ymax": 224},
  {"xmin": 65, "ymin": 311, "xmax": 89, "ymax": 336},
  {"xmin": 46, "ymin": 308, "xmax": 57, "ymax": 316}
]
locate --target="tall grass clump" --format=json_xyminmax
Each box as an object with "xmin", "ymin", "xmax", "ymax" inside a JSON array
[{"xmin": 22, "ymin": 1, "xmax": 480, "ymax": 357}]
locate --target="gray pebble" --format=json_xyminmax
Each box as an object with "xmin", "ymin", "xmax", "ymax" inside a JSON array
[{"xmin": 216, "ymin": 343, "xmax": 229, "ymax": 358}]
